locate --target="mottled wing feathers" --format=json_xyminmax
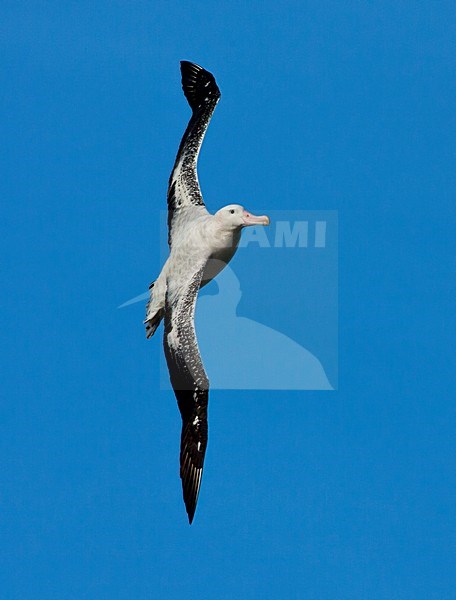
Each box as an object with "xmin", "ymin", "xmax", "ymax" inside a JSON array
[
  {"xmin": 167, "ymin": 62, "xmax": 221, "ymax": 244},
  {"xmin": 163, "ymin": 261, "xmax": 209, "ymax": 524}
]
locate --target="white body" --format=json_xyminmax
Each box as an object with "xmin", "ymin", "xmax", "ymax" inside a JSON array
[{"xmin": 145, "ymin": 205, "xmax": 244, "ymax": 330}]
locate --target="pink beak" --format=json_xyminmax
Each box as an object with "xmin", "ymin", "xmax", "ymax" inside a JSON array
[{"xmin": 242, "ymin": 210, "xmax": 270, "ymax": 227}]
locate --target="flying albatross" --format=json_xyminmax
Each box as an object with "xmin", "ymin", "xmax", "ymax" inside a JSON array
[{"xmin": 145, "ymin": 61, "xmax": 269, "ymax": 523}]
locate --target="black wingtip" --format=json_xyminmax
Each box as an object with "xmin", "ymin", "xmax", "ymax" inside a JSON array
[
  {"xmin": 180, "ymin": 60, "xmax": 220, "ymax": 112},
  {"xmin": 184, "ymin": 494, "xmax": 196, "ymax": 524},
  {"xmin": 183, "ymin": 482, "xmax": 198, "ymax": 525}
]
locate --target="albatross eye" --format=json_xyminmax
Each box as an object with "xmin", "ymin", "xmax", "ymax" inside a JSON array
[{"xmin": 230, "ymin": 209, "xmax": 235, "ymax": 214}]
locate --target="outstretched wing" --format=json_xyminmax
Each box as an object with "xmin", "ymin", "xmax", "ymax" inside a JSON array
[
  {"xmin": 163, "ymin": 259, "xmax": 209, "ymax": 524},
  {"xmin": 167, "ymin": 62, "xmax": 221, "ymax": 244}
]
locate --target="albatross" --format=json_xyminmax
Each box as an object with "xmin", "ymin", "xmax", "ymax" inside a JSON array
[{"xmin": 145, "ymin": 61, "xmax": 269, "ymax": 524}]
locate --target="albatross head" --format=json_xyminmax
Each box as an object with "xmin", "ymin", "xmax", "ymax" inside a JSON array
[{"xmin": 215, "ymin": 204, "xmax": 270, "ymax": 231}]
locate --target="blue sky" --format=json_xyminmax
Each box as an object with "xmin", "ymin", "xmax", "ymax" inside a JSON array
[{"xmin": 1, "ymin": 1, "xmax": 455, "ymax": 598}]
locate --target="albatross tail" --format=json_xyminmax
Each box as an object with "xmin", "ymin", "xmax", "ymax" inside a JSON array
[{"xmin": 144, "ymin": 281, "xmax": 165, "ymax": 339}]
